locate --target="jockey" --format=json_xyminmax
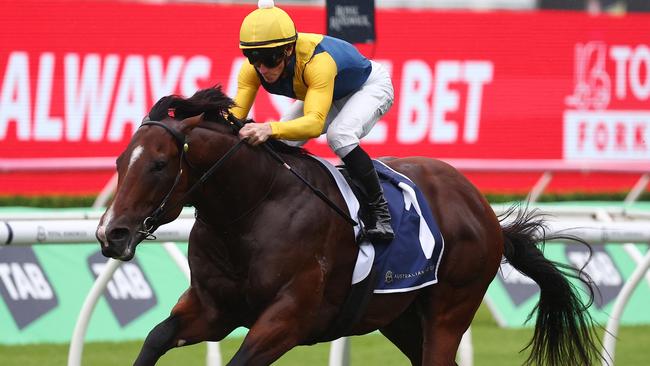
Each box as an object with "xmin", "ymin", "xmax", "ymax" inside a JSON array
[{"xmin": 233, "ymin": 0, "xmax": 395, "ymax": 242}]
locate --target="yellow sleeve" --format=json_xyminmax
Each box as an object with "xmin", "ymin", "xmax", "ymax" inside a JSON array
[
  {"xmin": 269, "ymin": 53, "xmax": 337, "ymax": 140},
  {"xmin": 230, "ymin": 61, "xmax": 261, "ymax": 120}
]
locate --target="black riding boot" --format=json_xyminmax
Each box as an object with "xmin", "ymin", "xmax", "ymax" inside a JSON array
[{"xmin": 342, "ymin": 146, "xmax": 394, "ymax": 243}]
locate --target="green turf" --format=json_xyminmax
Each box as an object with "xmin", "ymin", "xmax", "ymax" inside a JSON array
[{"xmin": 2, "ymin": 304, "xmax": 649, "ymax": 365}]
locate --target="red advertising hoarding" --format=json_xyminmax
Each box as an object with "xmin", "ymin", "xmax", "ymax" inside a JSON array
[{"xmin": 0, "ymin": 1, "xmax": 648, "ymax": 195}]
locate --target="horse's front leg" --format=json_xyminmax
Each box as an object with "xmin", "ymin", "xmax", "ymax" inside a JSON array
[
  {"xmin": 227, "ymin": 268, "xmax": 324, "ymax": 366},
  {"xmin": 134, "ymin": 286, "xmax": 237, "ymax": 366}
]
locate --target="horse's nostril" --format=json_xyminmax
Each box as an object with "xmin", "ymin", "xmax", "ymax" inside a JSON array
[{"xmin": 107, "ymin": 227, "xmax": 130, "ymax": 242}]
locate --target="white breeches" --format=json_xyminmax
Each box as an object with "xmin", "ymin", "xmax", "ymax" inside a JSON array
[{"xmin": 280, "ymin": 60, "xmax": 394, "ymax": 158}]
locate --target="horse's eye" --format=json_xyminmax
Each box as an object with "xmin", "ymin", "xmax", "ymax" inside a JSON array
[{"xmin": 152, "ymin": 160, "xmax": 167, "ymax": 172}]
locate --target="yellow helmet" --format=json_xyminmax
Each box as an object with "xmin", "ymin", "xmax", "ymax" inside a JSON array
[{"xmin": 239, "ymin": 0, "xmax": 297, "ymax": 49}]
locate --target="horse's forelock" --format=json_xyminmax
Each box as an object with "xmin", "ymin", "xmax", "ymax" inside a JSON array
[
  {"xmin": 148, "ymin": 95, "xmax": 179, "ymax": 121},
  {"xmin": 147, "ymin": 86, "xmax": 234, "ymax": 123},
  {"xmin": 145, "ymin": 86, "xmax": 309, "ymax": 157}
]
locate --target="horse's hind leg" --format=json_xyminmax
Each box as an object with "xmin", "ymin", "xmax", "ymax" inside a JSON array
[
  {"xmin": 379, "ymin": 304, "xmax": 423, "ymax": 365},
  {"xmin": 134, "ymin": 287, "xmax": 236, "ymax": 366},
  {"xmin": 418, "ymin": 282, "xmax": 487, "ymax": 366}
]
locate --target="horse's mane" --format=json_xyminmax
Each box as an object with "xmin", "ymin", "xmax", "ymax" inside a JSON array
[{"xmin": 147, "ymin": 86, "xmax": 309, "ymax": 156}]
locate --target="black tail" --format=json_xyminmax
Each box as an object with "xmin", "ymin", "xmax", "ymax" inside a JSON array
[{"xmin": 500, "ymin": 205, "xmax": 605, "ymax": 366}]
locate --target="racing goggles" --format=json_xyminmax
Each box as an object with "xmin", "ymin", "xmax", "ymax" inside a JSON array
[{"xmin": 243, "ymin": 47, "xmax": 286, "ymax": 68}]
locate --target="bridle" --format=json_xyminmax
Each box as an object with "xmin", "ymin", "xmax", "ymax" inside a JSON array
[
  {"xmin": 137, "ymin": 114, "xmax": 247, "ymax": 239},
  {"xmin": 136, "ymin": 112, "xmax": 357, "ymax": 240}
]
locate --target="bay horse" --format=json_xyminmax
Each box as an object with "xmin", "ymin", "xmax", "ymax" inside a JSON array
[{"xmin": 96, "ymin": 86, "xmax": 603, "ymax": 366}]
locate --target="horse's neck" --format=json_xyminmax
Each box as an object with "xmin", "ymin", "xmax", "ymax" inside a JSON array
[
  {"xmin": 187, "ymin": 131, "xmax": 347, "ymax": 274},
  {"xmin": 189, "ymin": 129, "xmax": 280, "ymax": 229}
]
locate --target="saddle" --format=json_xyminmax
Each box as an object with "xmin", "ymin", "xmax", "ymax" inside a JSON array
[{"xmin": 312, "ymin": 157, "xmax": 445, "ymax": 342}]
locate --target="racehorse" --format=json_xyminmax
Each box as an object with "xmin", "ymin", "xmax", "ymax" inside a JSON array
[{"xmin": 96, "ymin": 86, "xmax": 603, "ymax": 366}]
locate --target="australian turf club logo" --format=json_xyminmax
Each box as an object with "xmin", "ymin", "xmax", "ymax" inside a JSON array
[{"xmin": 384, "ymin": 270, "xmax": 393, "ymax": 284}]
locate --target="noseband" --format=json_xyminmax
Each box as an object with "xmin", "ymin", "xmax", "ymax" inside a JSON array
[{"xmin": 137, "ymin": 115, "xmax": 247, "ymax": 239}]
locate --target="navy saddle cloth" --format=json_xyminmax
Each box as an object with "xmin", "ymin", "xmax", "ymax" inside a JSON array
[{"xmin": 337, "ymin": 159, "xmax": 445, "ymax": 293}]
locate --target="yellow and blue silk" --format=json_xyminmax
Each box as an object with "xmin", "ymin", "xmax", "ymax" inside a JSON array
[{"xmin": 232, "ymin": 33, "xmax": 371, "ymax": 140}]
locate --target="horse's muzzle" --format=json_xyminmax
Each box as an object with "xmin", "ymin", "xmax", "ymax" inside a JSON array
[{"xmin": 100, "ymin": 226, "xmax": 137, "ymax": 261}]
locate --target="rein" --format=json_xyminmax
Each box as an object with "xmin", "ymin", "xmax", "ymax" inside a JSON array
[
  {"xmin": 137, "ymin": 113, "xmax": 357, "ymax": 239},
  {"xmin": 226, "ymin": 114, "xmax": 358, "ymax": 227}
]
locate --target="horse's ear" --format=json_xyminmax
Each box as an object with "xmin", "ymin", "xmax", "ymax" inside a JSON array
[{"xmin": 179, "ymin": 113, "xmax": 204, "ymax": 133}]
